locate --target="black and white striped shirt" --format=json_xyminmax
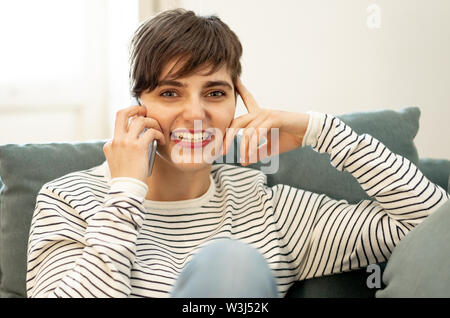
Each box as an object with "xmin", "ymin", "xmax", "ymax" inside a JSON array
[{"xmin": 26, "ymin": 112, "xmax": 449, "ymax": 298}]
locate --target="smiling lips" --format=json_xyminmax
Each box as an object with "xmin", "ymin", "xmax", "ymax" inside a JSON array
[
  {"xmin": 170, "ymin": 128, "xmax": 215, "ymax": 148},
  {"xmin": 171, "ymin": 128, "xmax": 215, "ymax": 141}
]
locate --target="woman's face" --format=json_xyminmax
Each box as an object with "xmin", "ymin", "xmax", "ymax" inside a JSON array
[{"xmin": 139, "ymin": 59, "xmax": 236, "ymax": 172}]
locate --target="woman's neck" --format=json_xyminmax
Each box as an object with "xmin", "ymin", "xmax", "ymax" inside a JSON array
[{"xmin": 144, "ymin": 155, "xmax": 212, "ymax": 202}]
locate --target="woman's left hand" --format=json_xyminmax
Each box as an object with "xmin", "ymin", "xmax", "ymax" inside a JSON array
[{"xmin": 222, "ymin": 78, "xmax": 310, "ymax": 166}]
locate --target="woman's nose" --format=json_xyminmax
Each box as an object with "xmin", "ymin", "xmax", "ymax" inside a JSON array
[{"xmin": 181, "ymin": 96, "xmax": 207, "ymax": 120}]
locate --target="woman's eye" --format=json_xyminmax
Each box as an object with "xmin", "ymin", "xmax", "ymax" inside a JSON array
[
  {"xmin": 160, "ymin": 90, "xmax": 178, "ymax": 97},
  {"xmin": 208, "ymin": 90, "xmax": 226, "ymax": 97},
  {"xmin": 159, "ymin": 90, "xmax": 226, "ymax": 98}
]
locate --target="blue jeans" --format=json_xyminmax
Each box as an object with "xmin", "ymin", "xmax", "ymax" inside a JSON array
[{"xmin": 170, "ymin": 238, "xmax": 279, "ymax": 298}]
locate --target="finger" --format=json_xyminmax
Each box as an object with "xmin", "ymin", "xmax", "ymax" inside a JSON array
[
  {"xmin": 229, "ymin": 112, "xmax": 259, "ymax": 131},
  {"xmin": 226, "ymin": 112, "xmax": 260, "ymax": 151},
  {"xmin": 263, "ymin": 130, "xmax": 279, "ymax": 158},
  {"xmin": 247, "ymin": 131, "xmax": 259, "ymax": 165},
  {"xmin": 256, "ymin": 139, "xmax": 271, "ymax": 162},
  {"xmin": 244, "ymin": 125, "xmax": 272, "ymax": 164},
  {"xmin": 114, "ymin": 105, "xmax": 147, "ymax": 138},
  {"xmin": 224, "ymin": 109, "xmax": 268, "ymax": 158},
  {"xmin": 222, "ymin": 115, "xmax": 253, "ymax": 156},
  {"xmin": 103, "ymin": 140, "xmax": 112, "ymax": 156},
  {"xmin": 257, "ymin": 128, "xmax": 272, "ymax": 161},
  {"xmin": 129, "ymin": 116, "xmax": 165, "ymax": 144},
  {"xmin": 241, "ymin": 127, "xmax": 254, "ymax": 166},
  {"xmin": 240, "ymin": 126, "xmax": 258, "ymax": 165},
  {"xmin": 127, "ymin": 115, "xmax": 137, "ymax": 131},
  {"xmin": 241, "ymin": 114, "xmax": 270, "ymax": 165},
  {"xmin": 222, "ymin": 125, "xmax": 241, "ymax": 157},
  {"xmin": 243, "ymin": 123, "xmax": 268, "ymax": 165},
  {"xmin": 236, "ymin": 77, "xmax": 260, "ymax": 113},
  {"xmin": 221, "ymin": 128, "xmax": 234, "ymax": 157},
  {"xmin": 250, "ymin": 126, "xmax": 270, "ymax": 164},
  {"xmin": 140, "ymin": 127, "xmax": 166, "ymax": 147},
  {"xmin": 128, "ymin": 106, "xmax": 148, "ymax": 128}
]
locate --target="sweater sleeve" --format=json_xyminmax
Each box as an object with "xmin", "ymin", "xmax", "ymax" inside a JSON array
[
  {"xmin": 270, "ymin": 112, "xmax": 449, "ymax": 280},
  {"xmin": 26, "ymin": 177, "xmax": 148, "ymax": 298}
]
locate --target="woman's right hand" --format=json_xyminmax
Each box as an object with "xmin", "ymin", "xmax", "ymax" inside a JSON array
[{"xmin": 103, "ymin": 105, "xmax": 166, "ymax": 183}]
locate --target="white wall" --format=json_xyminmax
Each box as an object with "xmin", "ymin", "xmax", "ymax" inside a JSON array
[
  {"xmin": 1, "ymin": 0, "xmax": 448, "ymax": 159},
  {"xmin": 181, "ymin": 0, "xmax": 450, "ymax": 159}
]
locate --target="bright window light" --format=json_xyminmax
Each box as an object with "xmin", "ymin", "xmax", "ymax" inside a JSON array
[{"xmin": 0, "ymin": 0, "xmax": 86, "ymax": 84}]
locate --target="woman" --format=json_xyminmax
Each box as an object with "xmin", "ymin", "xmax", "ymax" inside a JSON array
[{"xmin": 26, "ymin": 9, "xmax": 448, "ymax": 298}]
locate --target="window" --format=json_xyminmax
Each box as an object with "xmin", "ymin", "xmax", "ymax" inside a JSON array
[{"xmin": 0, "ymin": 0, "xmax": 140, "ymax": 144}]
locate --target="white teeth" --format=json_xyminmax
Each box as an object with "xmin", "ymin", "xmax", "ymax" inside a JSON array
[{"xmin": 173, "ymin": 132, "xmax": 211, "ymax": 142}]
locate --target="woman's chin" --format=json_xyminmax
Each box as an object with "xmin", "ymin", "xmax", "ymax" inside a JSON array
[
  {"xmin": 166, "ymin": 139, "xmax": 222, "ymax": 166},
  {"xmin": 170, "ymin": 153, "xmax": 217, "ymax": 167}
]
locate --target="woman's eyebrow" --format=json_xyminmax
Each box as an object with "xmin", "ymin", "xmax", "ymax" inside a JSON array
[
  {"xmin": 158, "ymin": 80, "xmax": 186, "ymax": 87},
  {"xmin": 157, "ymin": 80, "xmax": 233, "ymax": 91},
  {"xmin": 203, "ymin": 81, "xmax": 233, "ymax": 91}
]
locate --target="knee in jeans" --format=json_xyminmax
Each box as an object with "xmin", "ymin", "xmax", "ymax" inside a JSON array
[
  {"xmin": 195, "ymin": 239, "xmax": 273, "ymax": 278},
  {"xmin": 172, "ymin": 238, "xmax": 278, "ymax": 297}
]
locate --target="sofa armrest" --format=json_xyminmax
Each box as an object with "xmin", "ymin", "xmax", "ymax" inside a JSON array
[{"xmin": 376, "ymin": 199, "xmax": 450, "ymax": 297}]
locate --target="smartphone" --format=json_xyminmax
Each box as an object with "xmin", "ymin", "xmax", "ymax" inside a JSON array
[
  {"xmin": 132, "ymin": 97, "xmax": 158, "ymax": 177},
  {"xmin": 147, "ymin": 139, "xmax": 157, "ymax": 177}
]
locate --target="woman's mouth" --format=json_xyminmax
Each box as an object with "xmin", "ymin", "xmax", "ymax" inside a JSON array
[{"xmin": 171, "ymin": 129, "xmax": 215, "ymax": 149}]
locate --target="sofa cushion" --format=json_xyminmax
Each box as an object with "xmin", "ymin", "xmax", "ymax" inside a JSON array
[
  {"xmin": 0, "ymin": 142, "xmax": 106, "ymax": 297},
  {"xmin": 0, "ymin": 107, "xmax": 421, "ymax": 298},
  {"xmin": 376, "ymin": 199, "xmax": 450, "ymax": 297}
]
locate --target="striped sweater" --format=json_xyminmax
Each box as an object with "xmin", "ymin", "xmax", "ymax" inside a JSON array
[{"xmin": 26, "ymin": 112, "xmax": 449, "ymax": 298}]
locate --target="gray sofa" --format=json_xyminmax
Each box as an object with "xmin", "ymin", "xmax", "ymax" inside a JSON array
[{"xmin": 1, "ymin": 107, "xmax": 449, "ymax": 298}]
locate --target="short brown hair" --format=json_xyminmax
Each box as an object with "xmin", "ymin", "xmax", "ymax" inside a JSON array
[{"xmin": 129, "ymin": 8, "xmax": 243, "ymax": 99}]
